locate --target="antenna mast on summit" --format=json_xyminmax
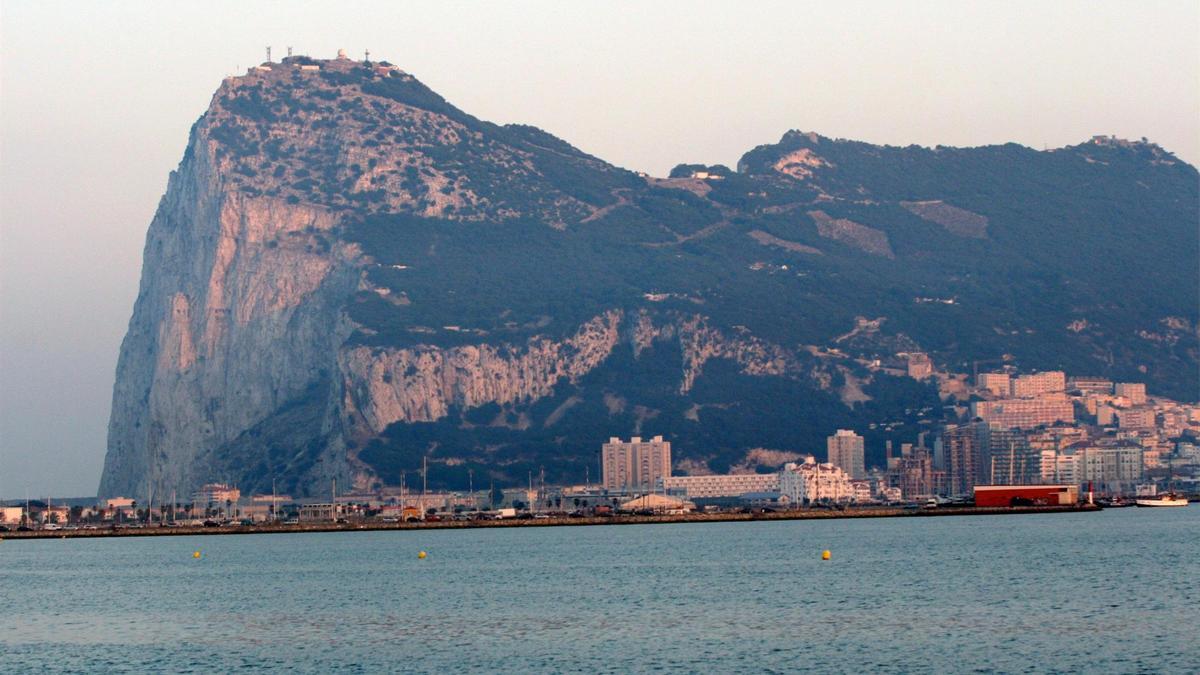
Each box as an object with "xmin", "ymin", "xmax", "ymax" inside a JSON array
[
  {"xmin": 266, "ymin": 46, "xmax": 271, "ymax": 63},
  {"xmin": 287, "ymin": 46, "xmax": 293, "ymax": 58}
]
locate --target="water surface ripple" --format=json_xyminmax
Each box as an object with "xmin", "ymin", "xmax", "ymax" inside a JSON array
[{"xmin": 2, "ymin": 508, "xmax": 1197, "ymax": 672}]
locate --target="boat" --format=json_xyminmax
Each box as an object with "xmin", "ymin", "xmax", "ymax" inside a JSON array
[
  {"xmin": 1099, "ymin": 496, "xmax": 1133, "ymax": 508},
  {"xmin": 1134, "ymin": 493, "xmax": 1189, "ymax": 507}
]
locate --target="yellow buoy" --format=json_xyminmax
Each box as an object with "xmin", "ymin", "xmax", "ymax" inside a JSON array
[
  {"xmin": 821, "ymin": 550, "xmax": 831, "ymax": 560},
  {"xmin": 418, "ymin": 550, "xmax": 427, "ymax": 559},
  {"xmin": 193, "ymin": 550, "xmax": 202, "ymax": 559}
]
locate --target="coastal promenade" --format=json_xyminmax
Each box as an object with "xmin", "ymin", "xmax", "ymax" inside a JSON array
[{"xmin": 0, "ymin": 504, "xmax": 1100, "ymax": 540}]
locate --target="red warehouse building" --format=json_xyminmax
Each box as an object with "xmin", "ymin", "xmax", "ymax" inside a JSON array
[{"xmin": 973, "ymin": 485, "xmax": 1079, "ymax": 507}]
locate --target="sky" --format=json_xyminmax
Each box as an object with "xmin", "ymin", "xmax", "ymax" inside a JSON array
[{"xmin": 1, "ymin": 0, "xmax": 1197, "ymax": 497}]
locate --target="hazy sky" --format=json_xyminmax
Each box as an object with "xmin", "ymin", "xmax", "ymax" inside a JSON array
[{"xmin": 1, "ymin": 0, "xmax": 1197, "ymax": 497}]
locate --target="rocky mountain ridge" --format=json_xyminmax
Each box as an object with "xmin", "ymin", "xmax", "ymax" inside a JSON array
[{"xmin": 98, "ymin": 55, "xmax": 1198, "ymax": 498}]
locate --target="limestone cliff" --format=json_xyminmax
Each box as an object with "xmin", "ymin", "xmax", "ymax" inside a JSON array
[{"xmin": 98, "ymin": 92, "xmax": 361, "ymax": 498}]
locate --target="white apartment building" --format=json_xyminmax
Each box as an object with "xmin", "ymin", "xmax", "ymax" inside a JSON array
[
  {"xmin": 602, "ymin": 436, "xmax": 672, "ymax": 492},
  {"xmin": 661, "ymin": 473, "xmax": 779, "ymax": 498},
  {"xmin": 779, "ymin": 457, "xmax": 856, "ymax": 504},
  {"xmin": 1072, "ymin": 444, "xmax": 1143, "ymax": 493},
  {"xmin": 1039, "ymin": 450, "xmax": 1080, "ymax": 485}
]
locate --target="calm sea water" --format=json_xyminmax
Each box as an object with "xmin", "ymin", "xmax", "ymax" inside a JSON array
[{"xmin": 2, "ymin": 508, "xmax": 1197, "ymax": 673}]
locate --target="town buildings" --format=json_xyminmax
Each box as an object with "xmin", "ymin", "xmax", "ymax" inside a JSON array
[
  {"xmin": 827, "ymin": 429, "xmax": 866, "ymax": 479},
  {"xmin": 601, "ymin": 436, "xmax": 672, "ymax": 492}
]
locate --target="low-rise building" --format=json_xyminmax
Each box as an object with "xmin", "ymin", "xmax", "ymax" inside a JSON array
[
  {"xmin": 619, "ymin": 494, "xmax": 693, "ymax": 513},
  {"xmin": 0, "ymin": 506, "xmax": 24, "ymax": 525},
  {"xmin": 661, "ymin": 473, "xmax": 779, "ymax": 498},
  {"xmin": 973, "ymin": 485, "xmax": 1078, "ymax": 507},
  {"xmin": 298, "ymin": 503, "xmax": 342, "ymax": 522}
]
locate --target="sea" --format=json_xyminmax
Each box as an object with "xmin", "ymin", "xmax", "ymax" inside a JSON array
[{"xmin": 1, "ymin": 508, "xmax": 1197, "ymax": 673}]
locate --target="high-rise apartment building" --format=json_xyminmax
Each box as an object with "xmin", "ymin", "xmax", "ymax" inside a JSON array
[
  {"xmin": 943, "ymin": 423, "xmax": 984, "ymax": 496},
  {"xmin": 887, "ymin": 446, "xmax": 938, "ymax": 499},
  {"xmin": 827, "ymin": 429, "xmax": 866, "ymax": 479},
  {"xmin": 983, "ymin": 427, "xmax": 1040, "ymax": 485},
  {"xmin": 601, "ymin": 436, "xmax": 672, "ymax": 492}
]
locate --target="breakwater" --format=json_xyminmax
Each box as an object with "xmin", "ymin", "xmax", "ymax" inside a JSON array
[{"xmin": 0, "ymin": 504, "xmax": 1099, "ymax": 540}]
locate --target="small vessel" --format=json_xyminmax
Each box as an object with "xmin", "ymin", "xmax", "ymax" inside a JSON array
[
  {"xmin": 1099, "ymin": 496, "xmax": 1133, "ymax": 508},
  {"xmin": 1134, "ymin": 493, "xmax": 1189, "ymax": 508}
]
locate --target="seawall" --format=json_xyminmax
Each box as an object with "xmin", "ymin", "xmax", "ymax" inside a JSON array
[{"xmin": 0, "ymin": 504, "xmax": 1100, "ymax": 540}]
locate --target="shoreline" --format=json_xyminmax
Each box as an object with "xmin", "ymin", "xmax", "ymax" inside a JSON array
[{"xmin": 0, "ymin": 504, "xmax": 1101, "ymax": 540}]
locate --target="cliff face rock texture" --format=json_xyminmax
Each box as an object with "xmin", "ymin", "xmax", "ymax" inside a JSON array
[
  {"xmin": 99, "ymin": 56, "xmax": 1198, "ymax": 497},
  {"xmin": 99, "ymin": 112, "xmax": 360, "ymax": 498}
]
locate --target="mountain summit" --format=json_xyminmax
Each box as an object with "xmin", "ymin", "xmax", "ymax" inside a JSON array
[{"xmin": 98, "ymin": 54, "xmax": 1198, "ymax": 498}]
